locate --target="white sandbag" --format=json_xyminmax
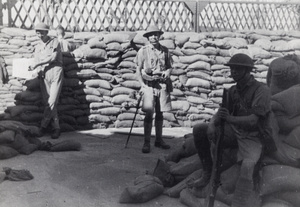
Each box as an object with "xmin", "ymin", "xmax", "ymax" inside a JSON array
[
  {"xmin": 185, "ymin": 78, "xmax": 211, "ymax": 89},
  {"xmin": 187, "ymin": 60, "xmax": 211, "ymax": 71},
  {"xmin": 83, "ymin": 79, "xmax": 112, "ymax": 90},
  {"xmin": 254, "ymin": 39, "xmax": 273, "ymax": 51},
  {"xmin": 211, "ymin": 31, "xmax": 236, "ymax": 39},
  {"xmin": 171, "ymin": 100, "xmax": 190, "ymax": 112},
  {"xmin": 88, "ymin": 114, "xmax": 111, "ymax": 123},
  {"xmin": 179, "ymin": 54, "xmax": 211, "ymax": 64},
  {"xmin": 117, "ymin": 113, "xmax": 143, "ymax": 121},
  {"xmin": 112, "ymin": 94, "xmax": 136, "ymax": 105},
  {"xmin": 271, "ymin": 40, "xmax": 292, "ymax": 52},
  {"xmin": 103, "ymin": 32, "xmax": 136, "ymax": 44},
  {"xmin": 160, "ymin": 39, "xmax": 176, "ymax": 49}
]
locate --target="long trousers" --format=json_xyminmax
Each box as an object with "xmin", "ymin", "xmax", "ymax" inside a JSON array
[{"xmin": 40, "ymin": 65, "xmax": 63, "ymax": 130}]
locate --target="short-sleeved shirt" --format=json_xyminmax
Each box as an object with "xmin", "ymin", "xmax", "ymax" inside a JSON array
[
  {"xmin": 134, "ymin": 43, "xmax": 173, "ymax": 74},
  {"xmin": 228, "ymin": 75, "xmax": 271, "ymax": 132},
  {"xmin": 59, "ymin": 39, "xmax": 72, "ymax": 53},
  {"xmin": 226, "ymin": 76, "xmax": 272, "ymax": 161},
  {"xmin": 34, "ymin": 37, "xmax": 63, "ymax": 67}
]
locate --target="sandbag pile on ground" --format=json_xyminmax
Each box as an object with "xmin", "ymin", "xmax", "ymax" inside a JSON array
[{"xmin": 1, "ymin": 28, "xmax": 300, "ymax": 131}]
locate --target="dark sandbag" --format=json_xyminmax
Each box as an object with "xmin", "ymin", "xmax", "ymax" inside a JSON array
[
  {"xmin": 119, "ymin": 174, "xmax": 164, "ymax": 203},
  {"xmin": 260, "ymin": 164, "xmax": 300, "ymax": 196},
  {"xmin": 164, "ymin": 169, "xmax": 202, "ymax": 198},
  {"xmin": 179, "ymin": 188, "xmax": 230, "ymax": 207},
  {"xmin": 3, "ymin": 167, "xmax": 34, "ymax": 181},
  {"xmin": 271, "ymin": 84, "xmax": 300, "ymax": 117},
  {"xmin": 271, "ymin": 135, "xmax": 300, "ymax": 168},
  {"xmin": 283, "ymin": 126, "xmax": 300, "ymax": 150},
  {"xmin": 165, "ymin": 135, "xmax": 197, "ymax": 163},
  {"xmin": 0, "ymin": 129, "xmax": 15, "ymax": 144},
  {"xmin": 50, "ymin": 140, "xmax": 81, "ymax": 152},
  {"xmin": 0, "ymin": 146, "xmax": 19, "ymax": 159},
  {"xmin": 4, "ymin": 133, "xmax": 29, "ymax": 151},
  {"xmin": 270, "ymin": 191, "xmax": 300, "ymax": 207},
  {"xmin": 18, "ymin": 143, "xmax": 39, "ymax": 155},
  {"xmin": 261, "ymin": 197, "xmax": 294, "ymax": 207},
  {"xmin": 169, "ymin": 154, "xmax": 202, "ymax": 183},
  {"xmin": 152, "ymin": 159, "xmax": 175, "ymax": 187}
]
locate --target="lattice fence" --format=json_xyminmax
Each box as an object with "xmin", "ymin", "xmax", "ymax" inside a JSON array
[{"xmin": 3, "ymin": 0, "xmax": 300, "ymax": 32}]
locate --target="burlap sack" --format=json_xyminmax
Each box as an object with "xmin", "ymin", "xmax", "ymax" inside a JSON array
[
  {"xmin": 260, "ymin": 164, "xmax": 300, "ymax": 196},
  {"xmin": 0, "ymin": 146, "xmax": 19, "ymax": 160},
  {"xmin": 119, "ymin": 174, "xmax": 164, "ymax": 203}
]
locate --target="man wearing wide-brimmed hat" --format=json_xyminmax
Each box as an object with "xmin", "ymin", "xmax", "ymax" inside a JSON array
[
  {"xmin": 135, "ymin": 25, "xmax": 173, "ymax": 153},
  {"xmin": 189, "ymin": 53, "xmax": 277, "ymax": 207},
  {"xmin": 29, "ymin": 22, "xmax": 64, "ymax": 139}
]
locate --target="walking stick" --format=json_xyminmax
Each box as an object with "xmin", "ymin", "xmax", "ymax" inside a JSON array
[{"xmin": 124, "ymin": 94, "xmax": 143, "ymax": 148}]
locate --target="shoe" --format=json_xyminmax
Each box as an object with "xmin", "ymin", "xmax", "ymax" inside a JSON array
[
  {"xmin": 142, "ymin": 142, "xmax": 150, "ymax": 153},
  {"xmin": 51, "ymin": 129, "xmax": 60, "ymax": 139},
  {"xmin": 154, "ymin": 140, "xmax": 170, "ymax": 149}
]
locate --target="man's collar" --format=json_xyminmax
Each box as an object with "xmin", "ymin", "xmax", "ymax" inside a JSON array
[{"xmin": 236, "ymin": 75, "xmax": 255, "ymax": 91}]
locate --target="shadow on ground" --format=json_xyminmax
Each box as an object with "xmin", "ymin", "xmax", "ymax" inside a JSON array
[{"xmin": 0, "ymin": 128, "xmax": 192, "ymax": 207}]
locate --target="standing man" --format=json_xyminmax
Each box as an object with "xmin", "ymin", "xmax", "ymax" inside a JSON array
[
  {"xmin": 135, "ymin": 25, "xmax": 173, "ymax": 153},
  {"xmin": 56, "ymin": 25, "xmax": 72, "ymax": 54},
  {"xmin": 29, "ymin": 23, "xmax": 64, "ymax": 139},
  {"xmin": 190, "ymin": 53, "xmax": 276, "ymax": 207}
]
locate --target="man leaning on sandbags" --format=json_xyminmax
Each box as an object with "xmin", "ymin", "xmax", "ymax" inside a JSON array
[
  {"xmin": 135, "ymin": 25, "xmax": 173, "ymax": 153},
  {"xmin": 29, "ymin": 22, "xmax": 64, "ymax": 139}
]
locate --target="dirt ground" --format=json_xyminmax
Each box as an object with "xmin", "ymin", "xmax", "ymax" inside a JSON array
[{"xmin": 0, "ymin": 127, "xmax": 193, "ymax": 207}]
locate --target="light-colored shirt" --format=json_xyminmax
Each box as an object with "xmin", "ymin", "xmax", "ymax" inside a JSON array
[
  {"xmin": 34, "ymin": 37, "xmax": 63, "ymax": 67},
  {"xmin": 134, "ymin": 44, "xmax": 173, "ymax": 74}
]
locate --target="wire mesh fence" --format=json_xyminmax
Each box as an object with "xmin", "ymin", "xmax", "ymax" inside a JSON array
[{"xmin": 2, "ymin": 0, "xmax": 300, "ymax": 32}]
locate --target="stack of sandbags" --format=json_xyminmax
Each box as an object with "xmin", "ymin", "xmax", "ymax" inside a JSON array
[
  {"xmin": 2, "ymin": 27, "xmax": 300, "ymax": 130},
  {"xmin": 0, "ymin": 120, "xmax": 41, "ymax": 160}
]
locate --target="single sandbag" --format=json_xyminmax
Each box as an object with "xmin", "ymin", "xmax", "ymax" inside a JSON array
[
  {"xmin": 0, "ymin": 130, "xmax": 15, "ymax": 144},
  {"xmin": 0, "ymin": 146, "xmax": 19, "ymax": 160},
  {"xmin": 260, "ymin": 164, "xmax": 300, "ymax": 196},
  {"xmin": 169, "ymin": 154, "xmax": 202, "ymax": 183},
  {"xmin": 164, "ymin": 169, "xmax": 202, "ymax": 198},
  {"xmin": 271, "ymin": 84, "xmax": 300, "ymax": 117},
  {"xmin": 119, "ymin": 174, "xmax": 164, "ymax": 203},
  {"xmin": 283, "ymin": 126, "xmax": 300, "ymax": 150},
  {"xmin": 185, "ymin": 78, "xmax": 211, "ymax": 89},
  {"xmin": 179, "ymin": 188, "xmax": 230, "ymax": 207}
]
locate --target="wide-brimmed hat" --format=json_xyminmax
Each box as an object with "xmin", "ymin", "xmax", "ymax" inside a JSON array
[
  {"xmin": 35, "ymin": 23, "xmax": 50, "ymax": 31},
  {"xmin": 143, "ymin": 25, "xmax": 164, "ymax": 37},
  {"xmin": 225, "ymin": 53, "xmax": 256, "ymax": 69}
]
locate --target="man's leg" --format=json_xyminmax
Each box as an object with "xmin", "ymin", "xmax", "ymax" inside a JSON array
[
  {"xmin": 192, "ymin": 123, "xmax": 212, "ymax": 188},
  {"xmin": 48, "ymin": 67, "xmax": 63, "ymax": 138},
  {"xmin": 142, "ymin": 112, "xmax": 153, "ymax": 153},
  {"xmin": 154, "ymin": 96, "xmax": 170, "ymax": 149}
]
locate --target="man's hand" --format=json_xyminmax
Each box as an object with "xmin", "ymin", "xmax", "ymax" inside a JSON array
[
  {"xmin": 207, "ymin": 123, "xmax": 217, "ymax": 143},
  {"xmin": 216, "ymin": 107, "xmax": 230, "ymax": 121}
]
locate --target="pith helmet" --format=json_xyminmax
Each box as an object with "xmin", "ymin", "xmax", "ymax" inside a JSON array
[
  {"xmin": 143, "ymin": 25, "xmax": 164, "ymax": 37},
  {"xmin": 225, "ymin": 53, "xmax": 256, "ymax": 69},
  {"xmin": 35, "ymin": 23, "xmax": 50, "ymax": 31}
]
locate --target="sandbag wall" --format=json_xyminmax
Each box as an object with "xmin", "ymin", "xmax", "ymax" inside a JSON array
[{"xmin": 1, "ymin": 27, "xmax": 300, "ymax": 131}]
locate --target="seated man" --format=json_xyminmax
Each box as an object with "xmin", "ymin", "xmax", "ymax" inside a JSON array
[{"xmin": 191, "ymin": 53, "xmax": 276, "ymax": 207}]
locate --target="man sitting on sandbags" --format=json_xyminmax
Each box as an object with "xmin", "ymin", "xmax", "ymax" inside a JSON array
[{"xmin": 190, "ymin": 53, "xmax": 277, "ymax": 207}]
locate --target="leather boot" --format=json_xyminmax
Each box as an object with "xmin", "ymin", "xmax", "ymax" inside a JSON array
[
  {"xmin": 154, "ymin": 120, "xmax": 170, "ymax": 149},
  {"xmin": 142, "ymin": 121, "xmax": 152, "ymax": 153}
]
